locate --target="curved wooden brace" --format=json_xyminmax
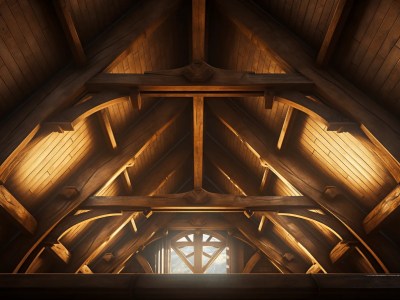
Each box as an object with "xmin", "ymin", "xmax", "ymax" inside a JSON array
[
  {"xmin": 243, "ymin": 252, "xmax": 261, "ymax": 273},
  {"xmin": 46, "ymin": 209, "xmax": 123, "ymax": 243},
  {"xmin": 275, "ymin": 91, "xmax": 357, "ymax": 132},
  {"xmin": 44, "ymin": 91, "xmax": 127, "ymax": 132},
  {"xmin": 276, "ymin": 209, "xmax": 377, "ymax": 272}
]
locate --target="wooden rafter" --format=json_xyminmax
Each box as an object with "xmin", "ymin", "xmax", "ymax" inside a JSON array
[
  {"xmin": 53, "ymin": 0, "xmax": 86, "ymax": 66},
  {"xmin": 215, "ymin": 0, "xmax": 400, "ymax": 176},
  {"xmin": 208, "ymin": 100, "xmax": 400, "ymax": 272},
  {"xmin": 193, "ymin": 97, "xmax": 204, "ymax": 189},
  {"xmin": 316, "ymin": 0, "xmax": 353, "ymax": 66},
  {"xmin": 0, "ymin": 185, "xmax": 37, "ymax": 235},
  {"xmin": 122, "ymin": 169, "xmax": 133, "ymax": 193},
  {"xmin": 1, "ymin": 101, "xmax": 187, "ymax": 273},
  {"xmin": 192, "ymin": 0, "xmax": 206, "ymax": 61},
  {"xmin": 363, "ymin": 185, "xmax": 400, "ymax": 234},
  {"xmin": 0, "ymin": 0, "xmax": 181, "ymax": 185},
  {"xmin": 276, "ymin": 107, "xmax": 295, "ymax": 151}
]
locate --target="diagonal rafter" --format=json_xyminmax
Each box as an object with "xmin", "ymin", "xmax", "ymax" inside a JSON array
[
  {"xmin": 1, "ymin": 100, "xmax": 188, "ymax": 273},
  {"xmin": 208, "ymin": 99, "xmax": 400, "ymax": 272}
]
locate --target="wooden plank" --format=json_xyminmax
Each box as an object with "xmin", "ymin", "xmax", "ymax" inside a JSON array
[
  {"xmin": 0, "ymin": 184, "xmax": 37, "ymax": 235},
  {"xmin": 53, "ymin": 0, "xmax": 86, "ymax": 65},
  {"xmin": 122, "ymin": 169, "xmax": 132, "ymax": 193},
  {"xmin": 84, "ymin": 190, "xmax": 317, "ymax": 211},
  {"xmin": 329, "ymin": 241, "xmax": 354, "ymax": 263},
  {"xmin": 208, "ymin": 100, "xmax": 400, "ymax": 273},
  {"xmin": 192, "ymin": 0, "xmax": 206, "ymax": 61},
  {"xmin": 215, "ymin": 0, "xmax": 400, "ymax": 174},
  {"xmin": 45, "ymin": 92, "xmax": 126, "ymax": 132},
  {"xmin": 276, "ymin": 107, "xmax": 295, "ymax": 150},
  {"xmin": 48, "ymin": 242, "xmax": 71, "ymax": 264},
  {"xmin": 193, "ymin": 96, "xmax": 204, "ymax": 189},
  {"xmin": 259, "ymin": 167, "xmax": 272, "ymax": 194},
  {"xmin": 316, "ymin": 0, "xmax": 353, "ymax": 66},
  {"xmin": 0, "ymin": 0, "xmax": 182, "ymax": 184},
  {"xmin": 363, "ymin": 185, "xmax": 400, "ymax": 234},
  {"xmin": 87, "ymin": 70, "xmax": 314, "ymax": 93}
]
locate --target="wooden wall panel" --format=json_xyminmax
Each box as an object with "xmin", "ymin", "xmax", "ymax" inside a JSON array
[
  {"xmin": 0, "ymin": 0, "xmax": 68, "ymax": 119},
  {"xmin": 334, "ymin": 0, "xmax": 400, "ymax": 115},
  {"xmin": 5, "ymin": 116, "xmax": 102, "ymax": 212},
  {"xmin": 209, "ymin": 8, "xmax": 285, "ymax": 74},
  {"xmin": 291, "ymin": 114, "xmax": 395, "ymax": 209},
  {"xmin": 256, "ymin": 0, "xmax": 339, "ymax": 49},
  {"xmin": 66, "ymin": 0, "xmax": 134, "ymax": 46}
]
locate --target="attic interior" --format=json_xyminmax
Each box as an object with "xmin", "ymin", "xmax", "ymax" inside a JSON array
[{"xmin": 0, "ymin": 0, "xmax": 400, "ymax": 299}]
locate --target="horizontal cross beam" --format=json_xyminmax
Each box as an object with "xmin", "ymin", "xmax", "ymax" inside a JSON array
[{"xmin": 83, "ymin": 189, "xmax": 317, "ymax": 212}]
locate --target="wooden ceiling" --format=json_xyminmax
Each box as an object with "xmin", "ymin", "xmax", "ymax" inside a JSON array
[{"xmin": 0, "ymin": 0, "xmax": 399, "ymax": 276}]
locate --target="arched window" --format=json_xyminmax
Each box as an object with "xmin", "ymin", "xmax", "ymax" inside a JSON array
[{"xmin": 169, "ymin": 231, "xmax": 228, "ymax": 274}]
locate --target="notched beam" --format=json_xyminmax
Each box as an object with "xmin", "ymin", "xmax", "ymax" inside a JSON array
[
  {"xmin": 45, "ymin": 92, "xmax": 126, "ymax": 132},
  {"xmin": 0, "ymin": 185, "xmax": 37, "ymax": 235},
  {"xmin": 275, "ymin": 91, "xmax": 357, "ymax": 132},
  {"xmin": 363, "ymin": 185, "xmax": 400, "ymax": 234}
]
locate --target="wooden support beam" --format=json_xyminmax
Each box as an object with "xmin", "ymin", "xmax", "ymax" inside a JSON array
[
  {"xmin": 87, "ymin": 66, "xmax": 314, "ymax": 94},
  {"xmin": 136, "ymin": 254, "xmax": 154, "ymax": 273},
  {"xmin": 193, "ymin": 97, "xmax": 204, "ymax": 189},
  {"xmin": 0, "ymin": 0, "xmax": 182, "ymax": 186},
  {"xmin": 48, "ymin": 242, "xmax": 71, "ymax": 264},
  {"xmin": 363, "ymin": 185, "xmax": 400, "ymax": 234},
  {"xmin": 84, "ymin": 190, "xmax": 317, "ymax": 212},
  {"xmin": 306, "ymin": 263, "xmax": 321, "ymax": 274},
  {"xmin": 2, "ymin": 274, "xmax": 400, "ymax": 299},
  {"xmin": 243, "ymin": 252, "xmax": 261, "ymax": 273},
  {"xmin": 258, "ymin": 215, "xmax": 266, "ymax": 232},
  {"xmin": 166, "ymin": 214, "xmax": 234, "ymax": 230},
  {"xmin": 224, "ymin": 214, "xmax": 295, "ymax": 273},
  {"xmin": 122, "ymin": 169, "xmax": 132, "ymax": 193},
  {"xmin": 192, "ymin": 0, "xmax": 206, "ymax": 61},
  {"xmin": 216, "ymin": 0, "xmax": 400, "ymax": 175},
  {"xmin": 276, "ymin": 107, "xmax": 295, "ymax": 151},
  {"xmin": 264, "ymin": 90, "xmax": 275, "ymax": 109},
  {"xmin": 259, "ymin": 167, "xmax": 272, "ymax": 194},
  {"xmin": 329, "ymin": 241, "xmax": 355, "ymax": 264},
  {"xmin": 1, "ymin": 100, "xmax": 187, "ymax": 273},
  {"xmin": 53, "ymin": 0, "xmax": 86, "ymax": 66},
  {"xmin": 316, "ymin": 0, "xmax": 353, "ymax": 66},
  {"xmin": 208, "ymin": 100, "xmax": 400, "ymax": 272},
  {"xmin": 79, "ymin": 265, "xmax": 93, "ymax": 274},
  {"xmin": 0, "ymin": 185, "xmax": 37, "ymax": 235},
  {"xmin": 275, "ymin": 92, "xmax": 357, "ymax": 132},
  {"xmin": 98, "ymin": 109, "xmax": 118, "ymax": 151},
  {"xmin": 45, "ymin": 92, "xmax": 126, "ymax": 132},
  {"xmin": 129, "ymin": 89, "xmax": 142, "ymax": 111}
]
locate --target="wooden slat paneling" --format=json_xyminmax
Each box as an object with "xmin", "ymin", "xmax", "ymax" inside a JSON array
[
  {"xmin": 6, "ymin": 117, "xmax": 102, "ymax": 212},
  {"xmin": 0, "ymin": 0, "xmax": 68, "ymax": 119},
  {"xmin": 291, "ymin": 114, "xmax": 395, "ymax": 209}
]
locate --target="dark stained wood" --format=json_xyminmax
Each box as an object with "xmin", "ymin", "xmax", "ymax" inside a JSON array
[
  {"xmin": 53, "ymin": 0, "xmax": 87, "ymax": 66},
  {"xmin": 275, "ymin": 92, "xmax": 357, "ymax": 132},
  {"xmin": 0, "ymin": 100, "xmax": 187, "ymax": 273},
  {"xmin": 0, "ymin": 184, "xmax": 37, "ymax": 235},
  {"xmin": 2, "ymin": 274, "xmax": 400, "ymax": 299},
  {"xmin": 264, "ymin": 90, "xmax": 275, "ymax": 109},
  {"xmin": 87, "ymin": 67, "xmax": 314, "ymax": 93},
  {"xmin": 363, "ymin": 185, "xmax": 400, "ymax": 234},
  {"xmin": 193, "ymin": 96, "xmax": 204, "ymax": 188},
  {"xmin": 192, "ymin": 0, "xmax": 206, "ymax": 61},
  {"xmin": 208, "ymin": 100, "xmax": 400, "ymax": 273},
  {"xmin": 45, "ymin": 92, "xmax": 126, "ymax": 132},
  {"xmin": 84, "ymin": 189, "xmax": 317, "ymax": 212},
  {"xmin": 129, "ymin": 89, "xmax": 142, "ymax": 111},
  {"xmin": 224, "ymin": 214, "xmax": 295, "ymax": 273},
  {"xmin": 0, "ymin": 0, "xmax": 182, "ymax": 184},
  {"xmin": 166, "ymin": 214, "xmax": 234, "ymax": 230},
  {"xmin": 215, "ymin": 0, "xmax": 400, "ymax": 172},
  {"xmin": 316, "ymin": 0, "xmax": 353, "ymax": 66}
]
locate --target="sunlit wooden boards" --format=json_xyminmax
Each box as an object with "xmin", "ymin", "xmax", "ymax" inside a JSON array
[{"xmin": 0, "ymin": 185, "xmax": 37, "ymax": 234}]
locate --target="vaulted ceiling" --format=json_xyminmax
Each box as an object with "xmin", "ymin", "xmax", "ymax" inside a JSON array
[{"xmin": 0, "ymin": 0, "xmax": 399, "ymax": 275}]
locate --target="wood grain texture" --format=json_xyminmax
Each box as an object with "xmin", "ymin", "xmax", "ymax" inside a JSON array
[
  {"xmin": 193, "ymin": 97, "xmax": 204, "ymax": 188},
  {"xmin": 192, "ymin": 0, "xmax": 206, "ymax": 61},
  {"xmin": 0, "ymin": 184, "xmax": 37, "ymax": 235}
]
